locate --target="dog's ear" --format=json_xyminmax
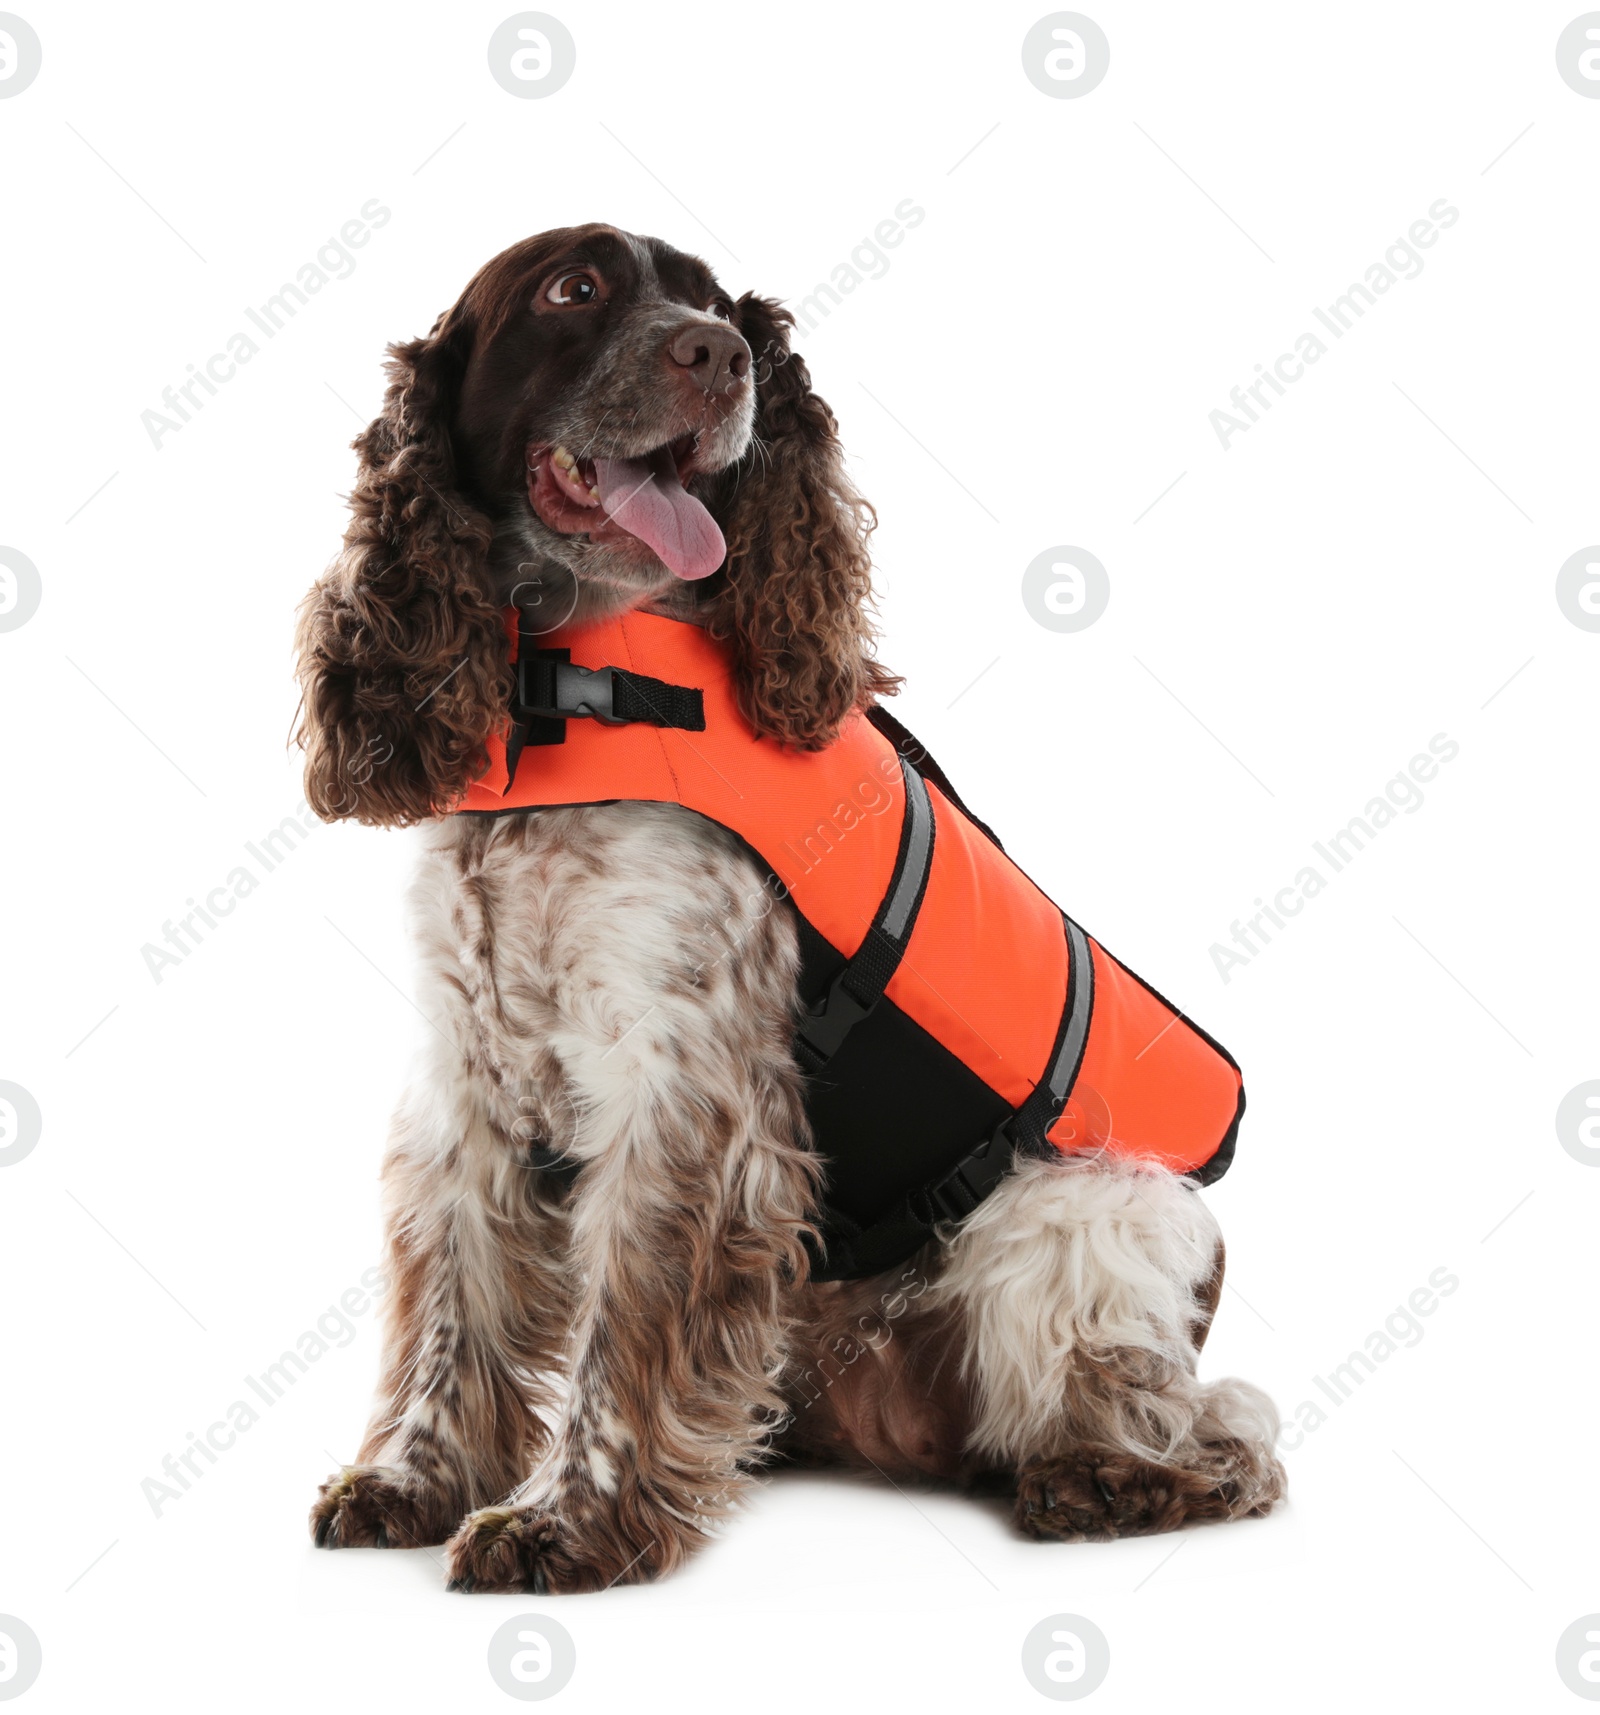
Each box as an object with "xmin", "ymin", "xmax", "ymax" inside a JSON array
[
  {"xmin": 294, "ymin": 314, "xmax": 510, "ymax": 825},
  {"xmin": 708, "ymin": 293, "xmax": 898, "ymax": 749}
]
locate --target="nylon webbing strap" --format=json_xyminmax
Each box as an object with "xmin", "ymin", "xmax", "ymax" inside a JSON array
[
  {"xmin": 609, "ymin": 671, "xmax": 705, "ymax": 729},
  {"xmin": 812, "ymin": 914, "xmax": 1097, "ymax": 1278},
  {"xmin": 793, "ymin": 758, "xmax": 934, "ymax": 1070}
]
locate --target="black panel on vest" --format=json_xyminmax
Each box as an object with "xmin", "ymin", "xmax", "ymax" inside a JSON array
[
  {"xmin": 802, "ymin": 995, "xmax": 1013, "ymax": 1227},
  {"xmin": 792, "ymin": 912, "xmax": 1014, "ymax": 1281}
]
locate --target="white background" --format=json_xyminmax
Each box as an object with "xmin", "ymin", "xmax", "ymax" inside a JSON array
[{"xmin": 2, "ymin": 1, "xmax": 1597, "ymax": 1709}]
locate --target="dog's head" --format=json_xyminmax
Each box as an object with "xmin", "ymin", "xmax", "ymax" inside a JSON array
[
  {"xmin": 295, "ymin": 224, "xmax": 897, "ymax": 826},
  {"xmin": 454, "ymin": 226, "xmax": 755, "ymax": 590}
]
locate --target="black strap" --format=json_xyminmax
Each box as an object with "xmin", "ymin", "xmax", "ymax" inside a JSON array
[
  {"xmin": 793, "ymin": 758, "xmax": 935, "ymax": 1069},
  {"xmin": 502, "ymin": 645, "xmax": 706, "ymax": 786},
  {"xmin": 610, "ymin": 672, "xmax": 705, "ymax": 728},
  {"xmin": 812, "ymin": 914, "xmax": 1096, "ymax": 1277}
]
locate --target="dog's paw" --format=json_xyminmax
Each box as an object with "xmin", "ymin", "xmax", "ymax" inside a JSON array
[
  {"xmin": 1014, "ymin": 1453, "xmax": 1185, "ymax": 1542},
  {"xmin": 310, "ymin": 1464, "xmax": 458, "ymax": 1549},
  {"xmin": 444, "ymin": 1505, "xmax": 648, "ymax": 1595},
  {"xmin": 1015, "ymin": 1441, "xmax": 1284, "ymax": 1542}
]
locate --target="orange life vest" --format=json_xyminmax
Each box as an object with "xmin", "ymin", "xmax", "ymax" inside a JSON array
[{"xmin": 456, "ymin": 607, "xmax": 1243, "ymax": 1279}]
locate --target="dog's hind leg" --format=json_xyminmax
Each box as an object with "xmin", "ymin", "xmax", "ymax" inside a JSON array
[{"xmin": 931, "ymin": 1153, "xmax": 1286, "ymax": 1542}]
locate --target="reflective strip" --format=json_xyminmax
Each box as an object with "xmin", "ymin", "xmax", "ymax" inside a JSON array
[
  {"xmin": 1047, "ymin": 917, "xmax": 1096, "ymax": 1102},
  {"xmin": 882, "ymin": 760, "xmax": 933, "ymax": 941}
]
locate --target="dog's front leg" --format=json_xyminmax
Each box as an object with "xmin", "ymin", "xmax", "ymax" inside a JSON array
[
  {"xmin": 445, "ymin": 1032, "xmax": 818, "ymax": 1594},
  {"xmin": 311, "ymin": 1050, "xmax": 571, "ymax": 1550}
]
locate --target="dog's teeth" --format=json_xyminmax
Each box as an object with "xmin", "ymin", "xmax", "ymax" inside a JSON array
[
  {"xmin": 588, "ymin": 485, "xmax": 599, "ymax": 499},
  {"xmin": 553, "ymin": 446, "xmax": 575, "ymax": 470}
]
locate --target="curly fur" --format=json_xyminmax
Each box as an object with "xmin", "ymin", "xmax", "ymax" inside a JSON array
[
  {"xmin": 929, "ymin": 1153, "xmax": 1285, "ymax": 1524},
  {"xmin": 708, "ymin": 294, "xmax": 900, "ymax": 747},
  {"xmin": 294, "ymin": 321, "xmax": 511, "ymax": 826}
]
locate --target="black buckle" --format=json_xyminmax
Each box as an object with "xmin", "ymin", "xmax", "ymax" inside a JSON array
[
  {"xmin": 515, "ymin": 650, "xmax": 628, "ymax": 726},
  {"xmin": 794, "ymin": 969, "xmax": 877, "ymax": 1062},
  {"xmin": 919, "ymin": 1120, "xmax": 1017, "ymax": 1227}
]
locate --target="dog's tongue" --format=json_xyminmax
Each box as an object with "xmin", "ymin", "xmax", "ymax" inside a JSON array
[{"xmin": 593, "ymin": 448, "xmax": 725, "ymax": 579}]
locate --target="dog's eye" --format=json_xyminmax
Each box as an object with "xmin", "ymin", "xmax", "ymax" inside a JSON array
[
  {"xmin": 545, "ymin": 271, "xmax": 602, "ymax": 307},
  {"xmin": 710, "ymin": 301, "xmax": 732, "ymax": 320}
]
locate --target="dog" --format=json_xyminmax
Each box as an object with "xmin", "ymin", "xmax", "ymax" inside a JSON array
[{"xmin": 294, "ymin": 224, "xmax": 1286, "ymax": 1593}]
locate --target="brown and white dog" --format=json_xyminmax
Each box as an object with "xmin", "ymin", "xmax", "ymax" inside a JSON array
[{"xmin": 294, "ymin": 224, "xmax": 1286, "ymax": 1594}]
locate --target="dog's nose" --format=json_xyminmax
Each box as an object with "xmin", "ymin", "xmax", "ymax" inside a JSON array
[{"xmin": 668, "ymin": 322, "xmax": 751, "ymax": 395}]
